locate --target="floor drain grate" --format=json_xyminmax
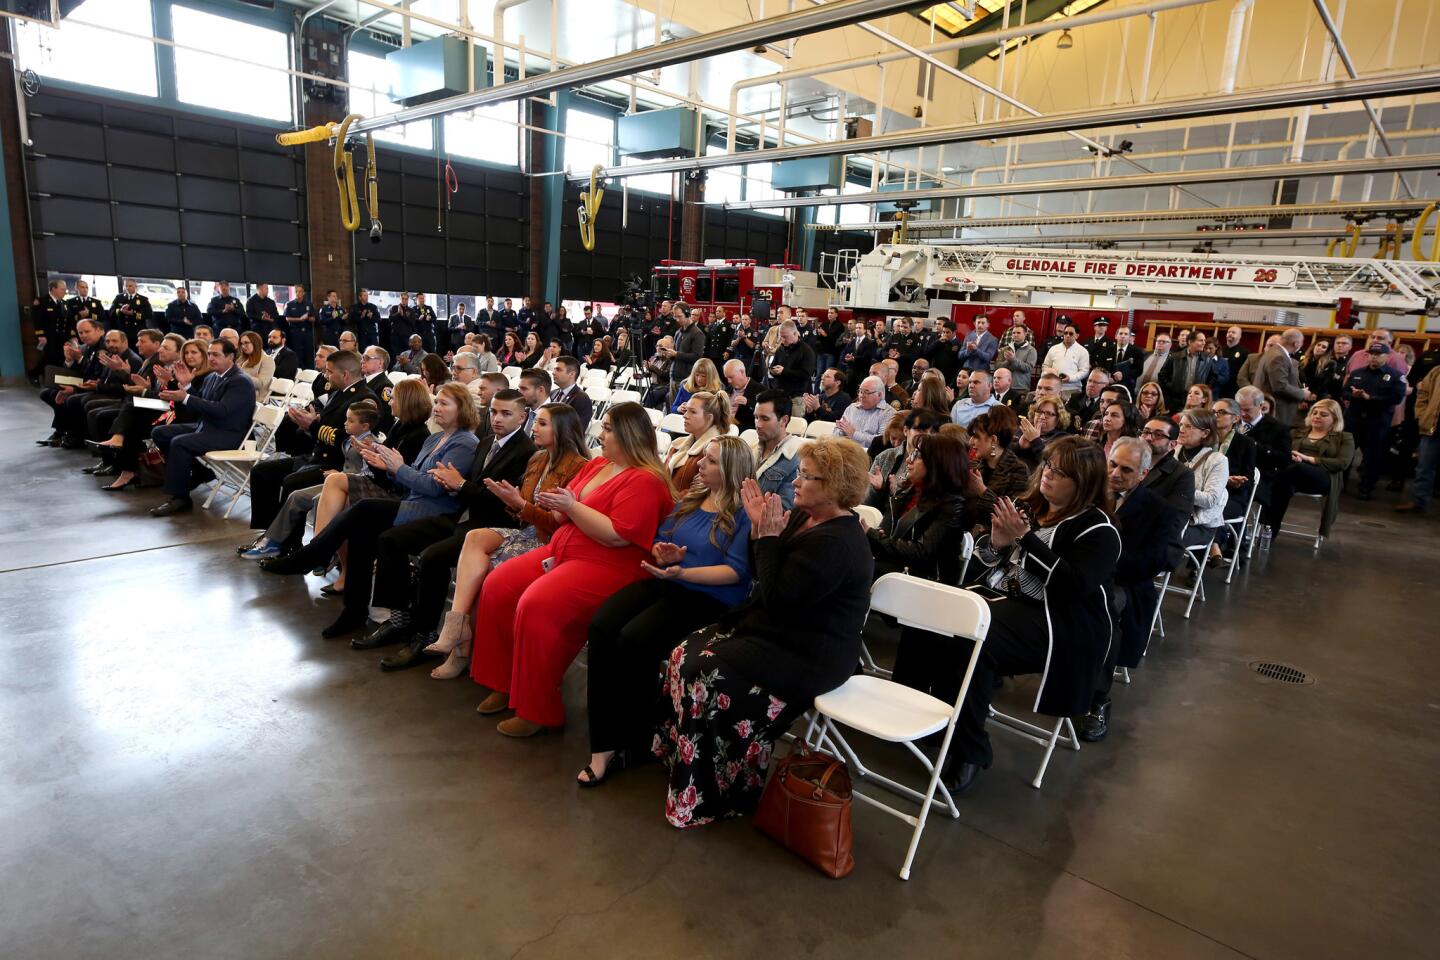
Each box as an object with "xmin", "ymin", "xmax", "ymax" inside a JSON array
[{"xmin": 1249, "ymin": 660, "xmax": 1313, "ymax": 684}]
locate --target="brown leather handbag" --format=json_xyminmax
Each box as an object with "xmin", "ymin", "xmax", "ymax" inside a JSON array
[{"xmin": 753, "ymin": 747, "xmax": 855, "ymax": 878}]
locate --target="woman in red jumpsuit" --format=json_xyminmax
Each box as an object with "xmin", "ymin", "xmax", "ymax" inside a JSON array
[{"xmin": 470, "ymin": 401, "xmax": 677, "ymax": 737}]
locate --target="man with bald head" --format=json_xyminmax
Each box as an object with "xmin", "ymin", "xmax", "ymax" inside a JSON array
[
  {"xmin": 1255, "ymin": 327, "xmax": 1308, "ymax": 427},
  {"xmin": 837, "ymin": 375, "xmax": 896, "ymax": 449}
]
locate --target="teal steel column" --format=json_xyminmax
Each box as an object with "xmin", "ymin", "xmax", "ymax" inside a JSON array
[
  {"xmin": 0, "ymin": 140, "xmax": 22, "ymax": 379},
  {"xmin": 537, "ymin": 94, "xmax": 566, "ymax": 306},
  {"xmin": 794, "ymin": 202, "xmax": 818, "ymax": 272},
  {"xmin": 152, "ymin": 0, "xmax": 177, "ymax": 102}
]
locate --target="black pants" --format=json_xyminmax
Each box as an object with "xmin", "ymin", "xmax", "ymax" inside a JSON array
[
  {"xmin": 586, "ymin": 579, "xmax": 728, "ymax": 755},
  {"xmin": 892, "ymin": 596, "xmax": 1050, "ymax": 767},
  {"xmin": 86, "ymin": 400, "xmax": 123, "ymax": 442},
  {"xmin": 289, "ymin": 498, "xmax": 403, "ymax": 620},
  {"xmin": 1267, "ymin": 463, "xmax": 1331, "ymax": 534},
  {"xmin": 372, "ymin": 514, "xmax": 464, "ymax": 632},
  {"xmin": 1352, "ymin": 415, "xmax": 1390, "ymax": 494},
  {"xmin": 249, "ymin": 456, "xmax": 324, "ymax": 530}
]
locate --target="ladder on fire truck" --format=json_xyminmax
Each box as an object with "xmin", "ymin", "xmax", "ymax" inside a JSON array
[{"xmin": 847, "ymin": 243, "xmax": 1440, "ymax": 315}]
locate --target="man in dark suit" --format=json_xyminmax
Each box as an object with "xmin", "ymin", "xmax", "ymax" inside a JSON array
[
  {"xmin": 359, "ymin": 346, "xmax": 395, "ymax": 429},
  {"xmin": 246, "ymin": 350, "xmax": 376, "ymax": 533},
  {"xmin": 1109, "ymin": 325, "xmax": 1145, "ymax": 389},
  {"xmin": 958, "ymin": 315, "xmax": 1000, "ymax": 373},
  {"xmin": 474, "ymin": 296, "xmax": 499, "ymax": 344},
  {"xmin": 839, "ymin": 319, "xmax": 876, "ymax": 393},
  {"xmin": 1066, "ymin": 367, "xmax": 1112, "ymax": 430},
  {"xmin": 547, "ymin": 355, "xmax": 593, "ymax": 428},
  {"xmin": 1235, "ymin": 384, "xmax": 1292, "ymax": 518},
  {"xmin": 361, "ymin": 391, "xmax": 537, "ymax": 668},
  {"xmin": 1079, "ymin": 437, "xmax": 1187, "ymax": 741},
  {"xmin": 991, "ymin": 367, "xmax": 1025, "ymax": 412},
  {"xmin": 1138, "ymin": 417, "xmax": 1196, "ymax": 566},
  {"xmin": 1158, "ymin": 330, "xmax": 1217, "ymax": 411},
  {"xmin": 266, "ymin": 328, "xmax": 300, "ymax": 382},
  {"xmin": 150, "ymin": 339, "xmax": 258, "ymax": 516}
]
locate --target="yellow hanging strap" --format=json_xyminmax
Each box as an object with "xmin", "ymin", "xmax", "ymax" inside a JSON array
[
  {"xmin": 578, "ymin": 164, "xmax": 605, "ymax": 252},
  {"xmin": 1325, "ymin": 222, "xmax": 1361, "ymax": 258},
  {"xmin": 1412, "ymin": 202, "xmax": 1440, "ymax": 262},
  {"xmin": 275, "ymin": 123, "xmax": 338, "ymax": 147},
  {"xmin": 1371, "ymin": 222, "xmax": 1400, "ymax": 260},
  {"xmin": 333, "ymin": 114, "xmax": 363, "ymax": 233},
  {"xmin": 275, "ymin": 116, "xmax": 378, "ymax": 235}
]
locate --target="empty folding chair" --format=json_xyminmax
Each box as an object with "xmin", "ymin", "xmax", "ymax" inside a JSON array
[
  {"xmin": 659, "ymin": 412, "xmax": 686, "ymax": 435},
  {"xmin": 853, "ymin": 504, "xmax": 883, "ymax": 528},
  {"xmin": 784, "ymin": 416, "xmax": 809, "ymax": 436},
  {"xmin": 805, "ymin": 420, "xmax": 838, "ymax": 439},
  {"xmin": 609, "ymin": 389, "xmax": 643, "ymax": 408},
  {"xmin": 644, "ymin": 407, "xmax": 663, "ymax": 427},
  {"xmin": 584, "ymin": 418, "xmax": 605, "ymax": 451},
  {"xmin": 585, "ymin": 384, "xmax": 611, "ymax": 414},
  {"xmin": 739, "ymin": 429, "xmax": 759, "ymax": 447},
  {"xmin": 265, "ymin": 377, "xmax": 294, "ymax": 406},
  {"xmin": 287, "ymin": 382, "xmax": 314, "ymax": 407},
  {"xmin": 201, "ymin": 404, "xmax": 287, "ymax": 518},
  {"xmin": 294, "ymin": 369, "xmax": 319, "ymax": 385},
  {"xmin": 808, "ymin": 574, "xmax": 992, "ymax": 880},
  {"xmin": 654, "ymin": 430, "xmax": 673, "ymax": 457},
  {"xmin": 1159, "ymin": 526, "xmax": 1215, "ymax": 619}
]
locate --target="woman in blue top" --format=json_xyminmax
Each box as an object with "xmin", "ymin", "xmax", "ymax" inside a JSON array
[{"xmin": 577, "ymin": 435, "xmax": 755, "ymax": 786}]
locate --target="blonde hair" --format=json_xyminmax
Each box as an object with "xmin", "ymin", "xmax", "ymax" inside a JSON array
[
  {"xmin": 801, "ymin": 436, "xmax": 870, "ymax": 509},
  {"xmin": 390, "ymin": 377, "xmax": 433, "ymax": 424},
  {"xmin": 1310, "ymin": 397, "xmax": 1345, "ymax": 433},
  {"xmin": 684, "ymin": 358, "xmax": 720, "ymax": 394},
  {"xmin": 181, "ymin": 338, "xmax": 210, "ymax": 377},
  {"xmin": 672, "ymin": 436, "xmax": 754, "ymax": 548},
  {"xmin": 1027, "ymin": 394, "xmax": 1071, "ymax": 430},
  {"xmin": 605, "ymin": 401, "xmax": 678, "ymax": 498},
  {"xmin": 684, "ymin": 390, "xmax": 732, "ymax": 434},
  {"xmin": 436, "ymin": 381, "xmax": 480, "ymax": 431}
]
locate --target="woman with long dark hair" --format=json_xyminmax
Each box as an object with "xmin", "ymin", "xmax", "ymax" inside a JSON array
[
  {"xmin": 896, "ymin": 436, "xmax": 1120, "ymax": 797},
  {"xmin": 867, "ymin": 432, "xmax": 970, "ymax": 584}
]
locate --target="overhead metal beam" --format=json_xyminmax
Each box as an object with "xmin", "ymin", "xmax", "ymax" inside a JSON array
[
  {"xmin": 1310, "ymin": 0, "xmax": 1416, "ymax": 199},
  {"xmin": 713, "ymin": 153, "xmax": 1440, "ymax": 210},
  {"xmin": 595, "ymin": 69, "xmax": 1440, "ymax": 181},
  {"xmin": 810, "ymin": 198, "xmax": 1435, "ymax": 231},
  {"xmin": 927, "ymin": 226, "xmax": 1396, "ymax": 245},
  {"xmin": 345, "ymin": 0, "xmax": 926, "ymax": 135}
]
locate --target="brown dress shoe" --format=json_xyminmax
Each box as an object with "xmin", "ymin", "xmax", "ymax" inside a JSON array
[
  {"xmin": 476, "ymin": 691, "xmax": 510, "ymax": 715},
  {"xmin": 497, "ymin": 717, "xmax": 546, "ymax": 738}
]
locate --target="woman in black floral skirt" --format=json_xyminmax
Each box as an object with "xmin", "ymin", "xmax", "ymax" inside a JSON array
[{"xmin": 654, "ymin": 436, "xmax": 874, "ymax": 828}]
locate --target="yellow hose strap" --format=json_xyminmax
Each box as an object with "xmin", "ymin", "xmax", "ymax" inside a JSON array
[
  {"xmin": 578, "ymin": 165, "xmax": 604, "ymax": 252},
  {"xmin": 1326, "ymin": 223, "xmax": 1361, "ymax": 259},
  {"xmin": 275, "ymin": 124, "xmax": 336, "ymax": 147},
  {"xmin": 334, "ymin": 114, "xmax": 362, "ymax": 234},
  {"xmin": 1412, "ymin": 202, "xmax": 1440, "ymax": 262}
]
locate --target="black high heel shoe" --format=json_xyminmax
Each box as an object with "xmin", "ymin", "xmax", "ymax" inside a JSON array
[
  {"xmin": 576, "ymin": 751, "xmax": 628, "ymax": 789},
  {"xmin": 100, "ymin": 475, "xmax": 139, "ymax": 492},
  {"xmin": 258, "ymin": 550, "xmax": 316, "ymax": 575}
]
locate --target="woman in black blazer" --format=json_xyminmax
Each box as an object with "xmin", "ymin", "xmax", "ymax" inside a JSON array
[
  {"xmin": 867, "ymin": 432, "xmax": 971, "ymax": 585},
  {"xmin": 1211, "ymin": 398, "xmax": 1257, "ymax": 565},
  {"xmin": 899, "ymin": 435, "xmax": 1121, "ymax": 796}
]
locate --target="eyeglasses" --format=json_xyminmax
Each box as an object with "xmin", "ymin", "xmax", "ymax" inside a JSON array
[
  {"xmin": 796, "ymin": 471, "xmax": 823, "ymax": 483},
  {"xmin": 1041, "ymin": 460, "xmax": 1072, "ymax": 480},
  {"xmin": 1140, "ymin": 428, "xmax": 1170, "ymax": 440}
]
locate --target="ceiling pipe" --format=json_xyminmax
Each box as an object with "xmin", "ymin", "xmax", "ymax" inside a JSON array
[
  {"xmin": 710, "ymin": 153, "xmax": 1440, "ymax": 210},
  {"xmin": 593, "ymin": 69, "xmax": 1440, "ymax": 180},
  {"xmin": 724, "ymin": 0, "xmax": 1225, "ymax": 152},
  {"xmin": 1311, "ymin": 0, "xmax": 1417, "ymax": 198},
  {"xmin": 345, "ymin": 0, "xmax": 928, "ymax": 135},
  {"xmin": 811, "ymin": 198, "xmax": 1434, "ymax": 232}
]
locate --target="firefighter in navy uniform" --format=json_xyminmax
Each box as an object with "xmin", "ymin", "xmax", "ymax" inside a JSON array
[
  {"xmin": 31, "ymin": 278, "xmax": 72, "ymax": 378},
  {"xmin": 206, "ymin": 281, "xmax": 243, "ymax": 330},
  {"xmin": 414, "ymin": 292, "xmax": 440, "ymax": 353},
  {"xmin": 1081, "ymin": 318, "xmax": 1118, "ymax": 372},
  {"xmin": 108, "ymin": 279, "xmax": 153, "ymax": 342},
  {"xmin": 388, "ymin": 293, "xmax": 416, "ymax": 357},
  {"xmin": 284, "ymin": 283, "xmax": 316, "ymax": 360},
  {"xmin": 350, "ymin": 288, "xmax": 381, "ymax": 348},
  {"xmin": 1345, "ymin": 342, "xmax": 1408, "ymax": 500},
  {"xmin": 65, "ymin": 280, "xmax": 105, "ymax": 333},
  {"xmin": 246, "ymin": 283, "xmax": 280, "ymax": 336},
  {"xmin": 318, "ymin": 290, "xmax": 347, "ymax": 346},
  {"xmin": 164, "ymin": 286, "xmax": 202, "ymax": 338},
  {"xmin": 704, "ymin": 307, "xmax": 733, "ymax": 367}
]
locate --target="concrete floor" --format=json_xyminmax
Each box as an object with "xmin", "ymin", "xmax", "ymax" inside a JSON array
[{"xmin": 1, "ymin": 385, "xmax": 1436, "ymax": 960}]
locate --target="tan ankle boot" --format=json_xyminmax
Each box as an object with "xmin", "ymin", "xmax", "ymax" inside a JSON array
[
  {"xmin": 430, "ymin": 635, "xmax": 472, "ymax": 680},
  {"xmin": 477, "ymin": 691, "xmax": 510, "ymax": 715},
  {"xmin": 426, "ymin": 610, "xmax": 472, "ymax": 654}
]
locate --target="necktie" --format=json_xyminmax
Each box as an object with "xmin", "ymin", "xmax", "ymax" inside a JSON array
[
  {"xmin": 1240, "ymin": 420, "xmax": 1253, "ymax": 435},
  {"xmin": 483, "ymin": 438, "xmax": 500, "ymax": 469}
]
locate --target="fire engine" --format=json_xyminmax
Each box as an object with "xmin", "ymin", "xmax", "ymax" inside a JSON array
[{"xmin": 650, "ymin": 259, "xmax": 843, "ymax": 320}]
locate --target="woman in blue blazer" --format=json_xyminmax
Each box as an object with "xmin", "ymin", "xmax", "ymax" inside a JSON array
[{"xmin": 262, "ymin": 382, "xmax": 480, "ymax": 638}]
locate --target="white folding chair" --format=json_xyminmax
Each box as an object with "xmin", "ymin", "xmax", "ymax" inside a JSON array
[
  {"xmin": 804, "ymin": 419, "xmax": 838, "ymax": 439},
  {"xmin": 1160, "ymin": 525, "xmax": 1215, "ymax": 619},
  {"xmin": 726, "ymin": 424, "xmax": 739, "ymax": 437},
  {"xmin": 984, "ymin": 708, "xmax": 1081, "ymax": 791},
  {"xmin": 739, "ymin": 429, "xmax": 759, "ymax": 447},
  {"xmin": 1224, "ymin": 469, "xmax": 1261, "ymax": 585},
  {"xmin": 584, "ymin": 417, "xmax": 605, "ymax": 451},
  {"xmin": 654, "ymin": 430, "xmax": 673, "ymax": 457},
  {"xmin": 659, "ymin": 412, "xmax": 686, "ymax": 435},
  {"xmin": 785, "ymin": 415, "xmax": 809, "ymax": 436},
  {"xmin": 294, "ymin": 368, "xmax": 319, "ymax": 385},
  {"xmin": 853, "ymin": 504, "xmax": 883, "ymax": 528},
  {"xmin": 581, "ymin": 368, "xmax": 608, "ymax": 388},
  {"xmin": 644, "ymin": 407, "xmax": 663, "ymax": 427},
  {"xmin": 609, "ymin": 389, "xmax": 642, "ymax": 408},
  {"xmin": 265, "ymin": 377, "xmax": 294, "ymax": 406},
  {"xmin": 288, "ymin": 382, "xmax": 314, "ymax": 406},
  {"xmin": 201, "ymin": 404, "xmax": 287, "ymax": 518},
  {"xmin": 808, "ymin": 575, "xmax": 992, "ymax": 880},
  {"xmin": 585, "ymin": 384, "xmax": 611, "ymax": 411}
]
